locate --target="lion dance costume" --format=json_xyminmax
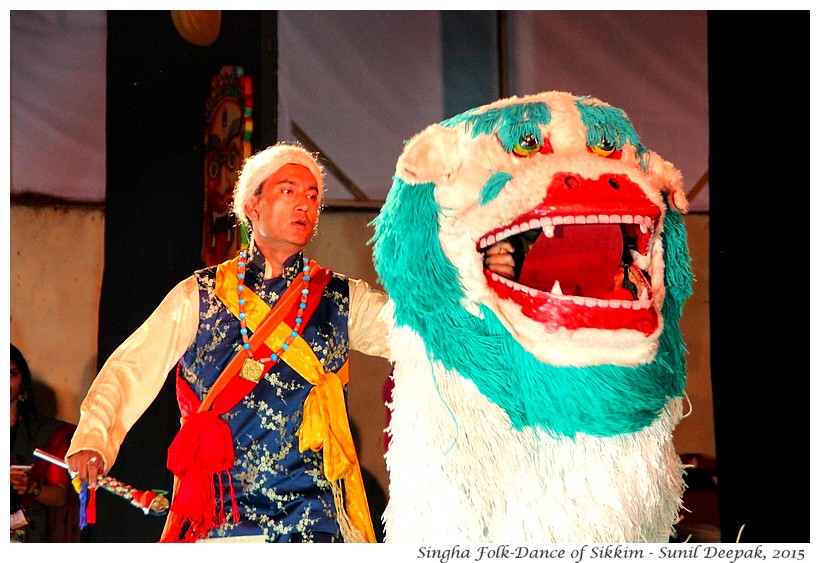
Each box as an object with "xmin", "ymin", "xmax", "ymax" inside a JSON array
[{"xmin": 372, "ymin": 91, "xmax": 693, "ymax": 543}]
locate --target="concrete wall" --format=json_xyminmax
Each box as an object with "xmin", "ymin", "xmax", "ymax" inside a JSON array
[
  {"xmin": 10, "ymin": 204, "xmax": 105, "ymax": 421},
  {"xmin": 9, "ymin": 203, "xmax": 712, "ymax": 498}
]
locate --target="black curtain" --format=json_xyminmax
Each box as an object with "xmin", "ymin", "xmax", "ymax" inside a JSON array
[
  {"xmin": 96, "ymin": 10, "xmax": 274, "ymax": 542},
  {"xmin": 441, "ymin": 11, "xmax": 500, "ymax": 116},
  {"xmin": 708, "ymin": 10, "xmax": 808, "ymax": 543}
]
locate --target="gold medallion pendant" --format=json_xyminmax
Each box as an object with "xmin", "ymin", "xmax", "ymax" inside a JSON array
[{"xmin": 240, "ymin": 357, "xmax": 265, "ymax": 383}]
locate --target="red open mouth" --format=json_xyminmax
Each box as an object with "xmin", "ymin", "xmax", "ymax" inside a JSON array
[{"xmin": 479, "ymin": 173, "xmax": 662, "ymax": 335}]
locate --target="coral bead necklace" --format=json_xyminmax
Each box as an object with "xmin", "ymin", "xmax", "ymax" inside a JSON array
[{"xmin": 236, "ymin": 250, "xmax": 311, "ymax": 379}]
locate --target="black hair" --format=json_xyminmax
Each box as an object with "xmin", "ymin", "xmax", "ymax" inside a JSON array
[{"xmin": 11, "ymin": 343, "xmax": 38, "ymax": 419}]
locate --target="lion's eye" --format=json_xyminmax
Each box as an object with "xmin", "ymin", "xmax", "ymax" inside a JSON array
[
  {"xmin": 591, "ymin": 138, "xmax": 617, "ymax": 157},
  {"xmin": 512, "ymin": 134, "xmax": 542, "ymax": 157}
]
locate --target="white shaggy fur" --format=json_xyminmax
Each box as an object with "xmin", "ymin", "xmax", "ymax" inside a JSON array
[{"xmin": 384, "ymin": 327, "xmax": 685, "ymax": 543}]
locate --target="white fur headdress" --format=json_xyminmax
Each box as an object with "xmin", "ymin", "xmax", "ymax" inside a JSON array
[{"xmin": 232, "ymin": 142, "xmax": 325, "ymax": 225}]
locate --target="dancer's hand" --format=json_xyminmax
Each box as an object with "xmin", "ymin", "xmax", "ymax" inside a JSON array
[
  {"xmin": 66, "ymin": 449, "xmax": 105, "ymax": 488},
  {"xmin": 483, "ymin": 240, "xmax": 516, "ymax": 279}
]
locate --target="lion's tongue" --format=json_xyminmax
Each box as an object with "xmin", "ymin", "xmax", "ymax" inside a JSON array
[{"xmin": 518, "ymin": 224, "xmax": 625, "ymax": 299}]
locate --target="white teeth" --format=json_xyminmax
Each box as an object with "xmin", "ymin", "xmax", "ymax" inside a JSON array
[
  {"xmin": 630, "ymin": 249, "xmax": 651, "ymax": 270},
  {"xmin": 482, "ymin": 214, "xmax": 656, "ymax": 258},
  {"xmin": 487, "ymin": 272, "xmax": 653, "ymax": 311}
]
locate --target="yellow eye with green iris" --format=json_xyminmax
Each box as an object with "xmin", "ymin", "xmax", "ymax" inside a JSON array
[
  {"xmin": 512, "ymin": 134, "xmax": 542, "ymax": 156},
  {"xmin": 591, "ymin": 138, "xmax": 617, "ymax": 157}
]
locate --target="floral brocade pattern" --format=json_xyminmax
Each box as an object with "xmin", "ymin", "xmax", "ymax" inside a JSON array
[{"xmin": 179, "ymin": 249, "xmax": 351, "ymax": 541}]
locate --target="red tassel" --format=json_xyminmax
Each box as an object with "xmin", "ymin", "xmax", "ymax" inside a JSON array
[
  {"xmin": 228, "ymin": 474, "xmax": 239, "ymax": 524},
  {"xmin": 87, "ymin": 487, "xmax": 97, "ymax": 524},
  {"xmin": 164, "ymin": 410, "xmax": 235, "ymax": 542}
]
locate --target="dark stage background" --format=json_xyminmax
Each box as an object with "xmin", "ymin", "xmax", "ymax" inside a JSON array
[{"xmin": 706, "ymin": 11, "xmax": 808, "ymax": 544}]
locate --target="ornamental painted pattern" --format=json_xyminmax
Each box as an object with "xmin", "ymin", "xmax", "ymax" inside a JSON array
[{"xmin": 179, "ymin": 247, "xmax": 351, "ymax": 541}]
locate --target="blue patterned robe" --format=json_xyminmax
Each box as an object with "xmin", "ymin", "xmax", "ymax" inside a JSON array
[{"xmin": 179, "ymin": 248, "xmax": 352, "ymax": 541}]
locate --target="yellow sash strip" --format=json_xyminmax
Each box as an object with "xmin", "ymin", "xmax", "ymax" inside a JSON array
[{"xmin": 215, "ymin": 259, "xmax": 376, "ymax": 543}]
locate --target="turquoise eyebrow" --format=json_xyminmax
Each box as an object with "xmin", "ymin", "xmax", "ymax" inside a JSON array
[
  {"xmin": 441, "ymin": 102, "xmax": 551, "ymax": 154},
  {"xmin": 479, "ymin": 171, "xmax": 514, "ymax": 206},
  {"xmin": 576, "ymin": 96, "xmax": 649, "ymax": 171}
]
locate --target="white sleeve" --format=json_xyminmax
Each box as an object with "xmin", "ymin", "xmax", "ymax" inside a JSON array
[
  {"xmin": 347, "ymin": 277, "xmax": 393, "ymax": 359},
  {"xmin": 66, "ymin": 276, "xmax": 200, "ymax": 470}
]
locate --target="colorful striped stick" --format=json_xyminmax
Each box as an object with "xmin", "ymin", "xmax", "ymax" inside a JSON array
[
  {"xmin": 92, "ymin": 475, "xmax": 170, "ymax": 516},
  {"xmin": 33, "ymin": 448, "xmax": 170, "ymax": 520}
]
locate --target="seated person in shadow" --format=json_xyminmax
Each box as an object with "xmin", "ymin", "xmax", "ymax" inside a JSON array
[{"xmin": 10, "ymin": 343, "xmax": 81, "ymax": 543}]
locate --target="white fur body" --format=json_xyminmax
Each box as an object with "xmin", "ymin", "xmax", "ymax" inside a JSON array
[
  {"xmin": 384, "ymin": 326, "xmax": 685, "ymax": 543},
  {"xmin": 376, "ymin": 92, "xmax": 691, "ymax": 544}
]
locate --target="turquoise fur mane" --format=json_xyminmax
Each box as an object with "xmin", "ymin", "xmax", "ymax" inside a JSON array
[{"xmin": 371, "ymin": 177, "xmax": 693, "ymax": 439}]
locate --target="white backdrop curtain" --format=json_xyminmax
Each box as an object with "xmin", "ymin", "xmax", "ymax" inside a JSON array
[{"xmin": 10, "ymin": 10, "xmax": 708, "ymax": 211}]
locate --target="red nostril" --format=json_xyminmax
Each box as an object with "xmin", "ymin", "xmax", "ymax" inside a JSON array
[{"xmin": 564, "ymin": 174, "xmax": 581, "ymax": 189}]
